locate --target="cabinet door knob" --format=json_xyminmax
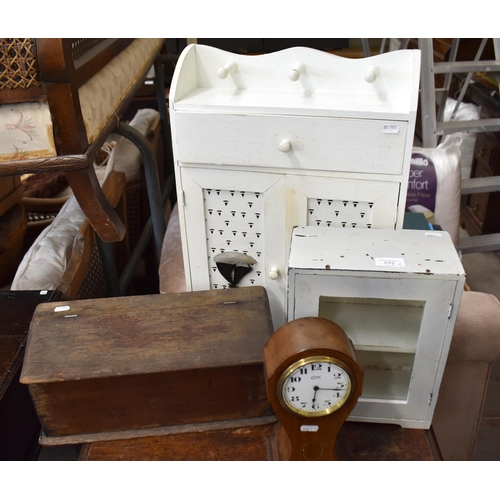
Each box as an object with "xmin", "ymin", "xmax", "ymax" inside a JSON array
[
  {"xmin": 364, "ymin": 65, "xmax": 379, "ymax": 83},
  {"xmin": 278, "ymin": 139, "xmax": 292, "ymax": 152},
  {"xmin": 288, "ymin": 62, "xmax": 305, "ymax": 81},
  {"xmin": 217, "ymin": 60, "xmax": 237, "ymax": 79},
  {"xmin": 269, "ymin": 267, "xmax": 280, "ymax": 280}
]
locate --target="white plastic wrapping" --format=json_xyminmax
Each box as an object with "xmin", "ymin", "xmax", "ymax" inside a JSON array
[
  {"xmin": 407, "ymin": 135, "xmax": 462, "ymax": 246},
  {"xmin": 442, "ymin": 97, "xmax": 480, "ymax": 179}
]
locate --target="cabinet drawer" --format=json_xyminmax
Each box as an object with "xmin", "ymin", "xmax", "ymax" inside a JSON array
[
  {"xmin": 474, "ymin": 134, "xmax": 497, "ymax": 174},
  {"xmin": 174, "ymin": 113, "xmax": 408, "ymax": 175},
  {"xmin": 468, "ymin": 163, "xmax": 490, "ymax": 224},
  {"xmin": 468, "ymin": 192, "xmax": 489, "ymax": 225}
]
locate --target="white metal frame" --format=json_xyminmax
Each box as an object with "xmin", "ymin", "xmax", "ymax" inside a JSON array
[{"xmin": 418, "ymin": 38, "xmax": 500, "ymax": 253}]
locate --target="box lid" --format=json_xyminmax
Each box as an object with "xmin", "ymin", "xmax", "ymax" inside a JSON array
[
  {"xmin": 288, "ymin": 226, "xmax": 465, "ymax": 277},
  {"xmin": 21, "ymin": 287, "xmax": 272, "ymax": 384}
]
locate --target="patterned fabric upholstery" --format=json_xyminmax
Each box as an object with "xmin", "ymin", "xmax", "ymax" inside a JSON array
[
  {"xmin": 0, "ymin": 101, "xmax": 56, "ymax": 161},
  {"xmin": 79, "ymin": 38, "xmax": 163, "ymax": 143}
]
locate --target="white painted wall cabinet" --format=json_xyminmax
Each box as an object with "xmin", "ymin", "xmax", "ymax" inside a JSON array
[
  {"xmin": 288, "ymin": 226, "xmax": 466, "ymax": 428},
  {"xmin": 169, "ymin": 44, "xmax": 421, "ymax": 328}
]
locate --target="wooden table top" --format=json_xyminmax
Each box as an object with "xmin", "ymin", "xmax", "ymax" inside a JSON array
[{"xmin": 79, "ymin": 419, "xmax": 441, "ymax": 461}]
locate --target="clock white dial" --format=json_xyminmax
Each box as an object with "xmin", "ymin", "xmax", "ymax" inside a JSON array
[{"xmin": 279, "ymin": 356, "xmax": 351, "ymax": 417}]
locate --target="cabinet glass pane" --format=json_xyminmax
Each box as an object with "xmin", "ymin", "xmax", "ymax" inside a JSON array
[
  {"xmin": 318, "ymin": 296, "xmax": 425, "ymax": 401},
  {"xmin": 355, "ymin": 351, "xmax": 415, "ymax": 401}
]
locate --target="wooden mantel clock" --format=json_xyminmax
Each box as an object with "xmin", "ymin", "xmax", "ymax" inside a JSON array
[{"xmin": 264, "ymin": 317, "xmax": 363, "ymax": 460}]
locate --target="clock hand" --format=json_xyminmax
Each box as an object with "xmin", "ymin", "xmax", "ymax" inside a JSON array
[
  {"xmin": 312, "ymin": 386, "xmax": 319, "ymax": 403},
  {"xmin": 316, "ymin": 387, "xmax": 346, "ymax": 391}
]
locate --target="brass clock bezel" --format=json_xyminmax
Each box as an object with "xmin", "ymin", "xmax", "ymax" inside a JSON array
[{"xmin": 277, "ymin": 355, "xmax": 352, "ymax": 418}]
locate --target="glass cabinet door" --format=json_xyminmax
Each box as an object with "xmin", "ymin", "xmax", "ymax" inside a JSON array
[{"xmin": 289, "ymin": 272, "xmax": 459, "ymax": 426}]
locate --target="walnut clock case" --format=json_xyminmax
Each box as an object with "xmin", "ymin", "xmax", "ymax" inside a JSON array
[
  {"xmin": 169, "ymin": 44, "xmax": 421, "ymax": 329},
  {"xmin": 264, "ymin": 317, "xmax": 363, "ymax": 461},
  {"xmin": 288, "ymin": 226, "xmax": 466, "ymax": 429}
]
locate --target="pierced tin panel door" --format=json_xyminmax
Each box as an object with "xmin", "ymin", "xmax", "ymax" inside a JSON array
[
  {"xmin": 286, "ymin": 175, "xmax": 402, "ymax": 230},
  {"xmin": 179, "ymin": 166, "xmax": 287, "ymax": 328}
]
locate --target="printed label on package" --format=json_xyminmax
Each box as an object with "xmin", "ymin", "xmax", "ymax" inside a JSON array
[{"xmin": 406, "ymin": 153, "xmax": 438, "ymax": 214}]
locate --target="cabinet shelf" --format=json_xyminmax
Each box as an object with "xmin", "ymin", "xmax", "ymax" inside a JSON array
[
  {"xmin": 353, "ymin": 345, "xmax": 417, "ymax": 354},
  {"xmin": 356, "ymin": 350, "xmax": 415, "ymax": 401},
  {"xmin": 358, "ymin": 369, "xmax": 413, "ymax": 402},
  {"xmin": 319, "ymin": 296, "xmax": 424, "ymax": 354},
  {"xmin": 174, "ymin": 88, "xmax": 413, "ymax": 121}
]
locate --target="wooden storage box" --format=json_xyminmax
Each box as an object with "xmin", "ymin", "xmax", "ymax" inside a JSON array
[{"xmin": 20, "ymin": 287, "xmax": 274, "ymax": 443}]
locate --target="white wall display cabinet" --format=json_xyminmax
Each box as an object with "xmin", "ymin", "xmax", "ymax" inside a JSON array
[
  {"xmin": 169, "ymin": 44, "xmax": 421, "ymax": 328},
  {"xmin": 288, "ymin": 226, "xmax": 466, "ymax": 429}
]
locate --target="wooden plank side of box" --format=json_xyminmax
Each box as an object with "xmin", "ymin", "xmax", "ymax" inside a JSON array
[{"xmin": 20, "ymin": 287, "xmax": 274, "ymax": 438}]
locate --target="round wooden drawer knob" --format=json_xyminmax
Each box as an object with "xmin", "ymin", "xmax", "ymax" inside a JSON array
[
  {"xmin": 268, "ymin": 267, "xmax": 280, "ymax": 280},
  {"xmin": 278, "ymin": 139, "xmax": 292, "ymax": 152}
]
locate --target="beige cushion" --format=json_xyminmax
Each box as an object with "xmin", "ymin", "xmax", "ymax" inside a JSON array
[
  {"xmin": 449, "ymin": 291, "xmax": 500, "ymax": 363},
  {"xmin": 433, "ymin": 291, "xmax": 500, "ymax": 460}
]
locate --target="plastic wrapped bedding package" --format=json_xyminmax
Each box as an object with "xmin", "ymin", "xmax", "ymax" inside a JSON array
[
  {"xmin": 406, "ymin": 135, "xmax": 462, "ymax": 246},
  {"xmin": 443, "ymin": 97, "xmax": 481, "ymax": 179}
]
